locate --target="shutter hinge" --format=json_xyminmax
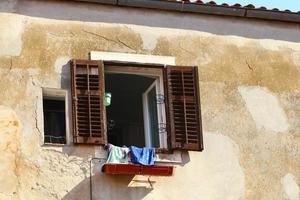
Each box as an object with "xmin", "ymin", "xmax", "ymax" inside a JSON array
[
  {"xmin": 158, "ymin": 123, "xmax": 166, "ymax": 134},
  {"xmin": 156, "ymin": 94, "xmax": 165, "ymax": 104}
]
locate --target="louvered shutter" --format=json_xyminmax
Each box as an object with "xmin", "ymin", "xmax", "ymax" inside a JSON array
[
  {"xmin": 71, "ymin": 59, "xmax": 107, "ymax": 144},
  {"xmin": 164, "ymin": 66, "xmax": 203, "ymax": 151}
]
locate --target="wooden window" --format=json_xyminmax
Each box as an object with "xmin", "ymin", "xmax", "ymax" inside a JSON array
[
  {"xmin": 70, "ymin": 60, "xmax": 203, "ymax": 151},
  {"xmin": 43, "ymin": 99, "xmax": 66, "ymax": 144},
  {"xmin": 164, "ymin": 66, "xmax": 203, "ymax": 151},
  {"xmin": 71, "ymin": 60, "xmax": 106, "ymax": 144}
]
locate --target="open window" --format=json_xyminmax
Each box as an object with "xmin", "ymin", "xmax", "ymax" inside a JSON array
[
  {"xmin": 104, "ymin": 66, "xmax": 166, "ymax": 149},
  {"xmin": 70, "ymin": 60, "xmax": 203, "ymax": 151}
]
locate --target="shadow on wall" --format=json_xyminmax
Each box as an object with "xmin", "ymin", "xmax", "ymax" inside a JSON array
[
  {"xmin": 62, "ymin": 163, "xmax": 153, "ymax": 200},
  {"xmin": 1, "ymin": 0, "xmax": 300, "ymax": 43},
  {"xmin": 61, "ymin": 61, "xmax": 71, "ymax": 91}
]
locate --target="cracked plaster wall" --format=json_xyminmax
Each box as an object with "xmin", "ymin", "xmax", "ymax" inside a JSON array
[{"xmin": 0, "ymin": 0, "xmax": 299, "ymax": 199}]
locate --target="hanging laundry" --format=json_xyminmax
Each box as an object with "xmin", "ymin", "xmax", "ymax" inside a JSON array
[
  {"xmin": 130, "ymin": 146, "xmax": 156, "ymax": 166},
  {"xmin": 105, "ymin": 144, "xmax": 130, "ymax": 164}
]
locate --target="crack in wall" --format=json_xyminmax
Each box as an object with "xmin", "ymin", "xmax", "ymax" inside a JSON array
[
  {"xmin": 82, "ymin": 29, "xmax": 119, "ymax": 44},
  {"xmin": 48, "ymin": 31, "xmax": 76, "ymax": 38},
  {"xmin": 13, "ymin": 149, "xmax": 21, "ymax": 200},
  {"xmin": 82, "ymin": 29, "xmax": 136, "ymax": 52},
  {"xmin": 245, "ymin": 59, "xmax": 254, "ymax": 71},
  {"xmin": 116, "ymin": 36, "xmax": 137, "ymax": 52},
  {"xmin": 10, "ymin": 57, "xmax": 13, "ymax": 71},
  {"xmin": 34, "ymin": 96, "xmax": 42, "ymax": 136}
]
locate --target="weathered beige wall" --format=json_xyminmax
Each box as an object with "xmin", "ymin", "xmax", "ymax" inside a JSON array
[{"xmin": 0, "ymin": 0, "xmax": 300, "ymax": 199}]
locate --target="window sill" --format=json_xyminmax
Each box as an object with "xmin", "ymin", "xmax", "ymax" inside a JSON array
[
  {"xmin": 154, "ymin": 148, "xmax": 170, "ymax": 154},
  {"xmin": 155, "ymin": 150, "xmax": 182, "ymax": 164},
  {"xmin": 42, "ymin": 143, "xmax": 68, "ymax": 153},
  {"xmin": 43, "ymin": 143, "xmax": 66, "ymax": 147}
]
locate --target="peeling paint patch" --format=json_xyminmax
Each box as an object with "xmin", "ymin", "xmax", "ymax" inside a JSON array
[
  {"xmin": 259, "ymin": 40, "xmax": 282, "ymax": 51},
  {"xmin": 222, "ymin": 35, "xmax": 251, "ymax": 47},
  {"xmin": 259, "ymin": 39, "xmax": 300, "ymax": 51},
  {"xmin": 239, "ymin": 86, "xmax": 289, "ymax": 133},
  {"xmin": 54, "ymin": 56, "xmax": 70, "ymax": 74},
  {"xmin": 195, "ymin": 132, "xmax": 245, "ymax": 200},
  {"xmin": 282, "ymin": 173, "xmax": 299, "ymax": 200},
  {"xmin": 0, "ymin": 106, "xmax": 20, "ymax": 197},
  {"xmin": 293, "ymin": 52, "xmax": 300, "ymax": 67},
  {"xmin": 131, "ymin": 26, "xmax": 161, "ymax": 51},
  {"xmin": 0, "ymin": 14, "xmax": 26, "ymax": 57}
]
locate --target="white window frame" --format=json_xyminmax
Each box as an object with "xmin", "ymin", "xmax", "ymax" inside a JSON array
[{"xmin": 143, "ymin": 80, "xmax": 163, "ymax": 148}]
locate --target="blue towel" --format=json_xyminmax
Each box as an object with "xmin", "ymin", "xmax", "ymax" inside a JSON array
[{"xmin": 130, "ymin": 146, "xmax": 155, "ymax": 166}]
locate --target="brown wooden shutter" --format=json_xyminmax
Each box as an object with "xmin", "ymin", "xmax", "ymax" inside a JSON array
[
  {"xmin": 71, "ymin": 59, "xmax": 107, "ymax": 144},
  {"xmin": 164, "ymin": 66, "xmax": 203, "ymax": 151}
]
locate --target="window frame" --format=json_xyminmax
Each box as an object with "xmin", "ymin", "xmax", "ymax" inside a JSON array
[
  {"xmin": 143, "ymin": 80, "xmax": 161, "ymax": 148},
  {"xmin": 70, "ymin": 52, "xmax": 203, "ymax": 152},
  {"xmin": 105, "ymin": 66, "xmax": 167, "ymax": 149}
]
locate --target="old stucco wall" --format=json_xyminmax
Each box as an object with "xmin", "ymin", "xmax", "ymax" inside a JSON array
[{"xmin": 0, "ymin": 0, "xmax": 300, "ymax": 199}]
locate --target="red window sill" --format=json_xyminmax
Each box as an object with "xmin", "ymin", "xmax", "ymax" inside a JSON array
[{"xmin": 102, "ymin": 163, "xmax": 173, "ymax": 176}]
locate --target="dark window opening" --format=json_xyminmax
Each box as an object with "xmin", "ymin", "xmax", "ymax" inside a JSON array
[
  {"xmin": 105, "ymin": 73, "xmax": 156, "ymax": 147},
  {"xmin": 43, "ymin": 98, "xmax": 66, "ymax": 144}
]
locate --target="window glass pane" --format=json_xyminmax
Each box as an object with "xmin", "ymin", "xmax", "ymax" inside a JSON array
[{"xmin": 148, "ymin": 86, "xmax": 159, "ymax": 148}]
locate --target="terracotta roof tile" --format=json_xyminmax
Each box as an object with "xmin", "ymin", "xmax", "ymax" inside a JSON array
[
  {"xmin": 221, "ymin": 3, "xmax": 229, "ymax": 6},
  {"xmin": 259, "ymin": 6, "xmax": 267, "ymax": 10},
  {"xmin": 245, "ymin": 4, "xmax": 255, "ymax": 9},
  {"xmin": 178, "ymin": 0, "xmax": 298, "ymax": 13},
  {"xmin": 72, "ymin": 0, "xmax": 300, "ymax": 23},
  {"xmin": 207, "ymin": 1, "xmax": 217, "ymax": 5},
  {"xmin": 232, "ymin": 3, "xmax": 242, "ymax": 8},
  {"xmin": 195, "ymin": 0, "xmax": 204, "ymax": 4}
]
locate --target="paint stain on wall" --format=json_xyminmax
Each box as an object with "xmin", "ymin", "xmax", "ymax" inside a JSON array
[
  {"xmin": 239, "ymin": 86, "xmax": 289, "ymax": 133},
  {"xmin": 145, "ymin": 132, "xmax": 245, "ymax": 200},
  {"xmin": 282, "ymin": 173, "xmax": 299, "ymax": 200},
  {"xmin": 293, "ymin": 52, "xmax": 300, "ymax": 67},
  {"xmin": 0, "ymin": 106, "xmax": 20, "ymax": 199},
  {"xmin": 54, "ymin": 56, "xmax": 70, "ymax": 74},
  {"xmin": 0, "ymin": 14, "xmax": 26, "ymax": 57}
]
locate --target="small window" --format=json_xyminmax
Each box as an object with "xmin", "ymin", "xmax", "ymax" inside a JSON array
[{"xmin": 43, "ymin": 89, "xmax": 67, "ymax": 144}]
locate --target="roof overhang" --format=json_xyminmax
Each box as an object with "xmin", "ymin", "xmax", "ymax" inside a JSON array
[{"xmin": 71, "ymin": 0, "xmax": 300, "ymax": 23}]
